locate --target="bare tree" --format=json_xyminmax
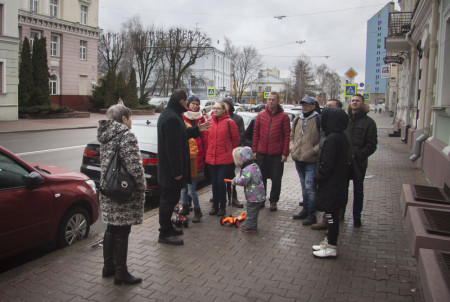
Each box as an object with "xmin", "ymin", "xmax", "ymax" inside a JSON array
[
  {"xmin": 130, "ymin": 26, "xmax": 164, "ymax": 102},
  {"xmin": 98, "ymin": 31, "xmax": 126, "ymax": 74},
  {"xmin": 162, "ymin": 28, "xmax": 211, "ymax": 90},
  {"xmin": 227, "ymin": 42, "xmax": 262, "ymax": 103},
  {"xmin": 290, "ymin": 55, "xmax": 316, "ymax": 103},
  {"xmin": 315, "ymin": 63, "xmax": 340, "ymax": 100}
]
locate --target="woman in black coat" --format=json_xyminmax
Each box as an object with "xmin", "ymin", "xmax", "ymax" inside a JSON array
[{"xmin": 312, "ymin": 107, "xmax": 349, "ymax": 259}]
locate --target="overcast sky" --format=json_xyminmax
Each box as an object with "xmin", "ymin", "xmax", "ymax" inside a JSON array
[{"xmin": 99, "ymin": 0, "xmax": 396, "ymax": 85}]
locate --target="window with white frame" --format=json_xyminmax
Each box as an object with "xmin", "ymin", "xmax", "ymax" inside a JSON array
[
  {"xmin": 0, "ymin": 61, "xmax": 4, "ymax": 93},
  {"xmin": 30, "ymin": 30, "xmax": 41, "ymax": 50},
  {"xmin": 0, "ymin": 4, "xmax": 3, "ymax": 35},
  {"xmin": 49, "ymin": 75, "xmax": 58, "ymax": 95},
  {"xmin": 80, "ymin": 5, "xmax": 87, "ymax": 24},
  {"xmin": 50, "ymin": 0, "xmax": 58, "ymax": 18},
  {"xmin": 30, "ymin": 0, "xmax": 38, "ymax": 13},
  {"xmin": 50, "ymin": 34, "xmax": 59, "ymax": 57},
  {"xmin": 80, "ymin": 40, "xmax": 87, "ymax": 60}
]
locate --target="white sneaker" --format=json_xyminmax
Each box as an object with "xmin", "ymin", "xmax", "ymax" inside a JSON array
[
  {"xmin": 312, "ymin": 245, "xmax": 337, "ymax": 258},
  {"xmin": 312, "ymin": 237, "xmax": 328, "ymax": 251}
]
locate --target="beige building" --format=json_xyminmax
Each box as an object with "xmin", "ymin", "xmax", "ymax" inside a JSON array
[
  {"xmin": 385, "ymin": 0, "xmax": 450, "ymax": 187},
  {"xmin": 18, "ymin": 0, "xmax": 101, "ymax": 111},
  {"xmin": 0, "ymin": 0, "xmax": 20, "ymax": 121}
]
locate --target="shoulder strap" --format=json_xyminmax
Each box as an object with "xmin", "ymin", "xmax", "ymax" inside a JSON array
[{"xmin": 316, "ymin": 115, "xmax": 321, "ymax": 131}]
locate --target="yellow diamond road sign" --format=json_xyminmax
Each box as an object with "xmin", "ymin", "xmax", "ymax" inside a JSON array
[{"xmin": 345, "ymin": 68, "xmax": 358, "ymax": 80}]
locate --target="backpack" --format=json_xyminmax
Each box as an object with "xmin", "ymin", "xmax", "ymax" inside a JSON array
[{"xmin": 292, "ymin": 114, "xmax": 321, "ymax": 134}]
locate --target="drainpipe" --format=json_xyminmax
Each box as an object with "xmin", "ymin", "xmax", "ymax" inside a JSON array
[
  {"xmin": 410, "ymin": 0, "xmax": 439, "ymax": 162},
  {"xmin": 402, "ymin": 31, "xmax": 417, "ymax": 142}
]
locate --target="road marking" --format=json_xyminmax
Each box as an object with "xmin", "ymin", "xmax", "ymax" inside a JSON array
[{"xmin": 16, "ymin": 145, "xmax": 86, "ymax": 156}]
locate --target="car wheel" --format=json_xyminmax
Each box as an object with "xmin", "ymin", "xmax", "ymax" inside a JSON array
[{"xmin": 57, "ymin": 207, "xmax": 91, "ymax": 247}]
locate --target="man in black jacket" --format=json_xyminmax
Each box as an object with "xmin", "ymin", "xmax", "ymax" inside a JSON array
[
  {"xmin": 345, "ymin": 93, "xmax": 378, "ymax": 227},
  {"xmin": 157, "ymin": 89, "xmax": 209, "ymax": 245}
]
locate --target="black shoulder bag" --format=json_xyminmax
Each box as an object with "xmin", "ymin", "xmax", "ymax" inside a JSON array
[{"xmin": 99, "ymin": 130, "xmax": 136, "ymax": 202}]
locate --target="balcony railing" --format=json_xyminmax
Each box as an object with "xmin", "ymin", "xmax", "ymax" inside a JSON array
[{"xmin": 388, "ymin": 12, "xmax": 412, "ymax": 37}]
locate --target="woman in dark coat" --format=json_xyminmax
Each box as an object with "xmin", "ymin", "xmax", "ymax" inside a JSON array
[
  {"xmin": 97, "ymin": 104, "xmax": 146, "ymax": 285},
  {"xmin": 312, "ymin": 107, "xmax": 349, "ymax": 259}
]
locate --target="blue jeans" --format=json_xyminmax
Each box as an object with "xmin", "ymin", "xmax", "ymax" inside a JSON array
[
  {"xmin": 210, "ymin": 164, "xmax": 234, "ymax": 206},
  {"xmin": 295, "ymin": 161, "xmax": 316, "ymax": 213},
  {"xmin": 181, "ymin": 177, "xmax": 200, "ymax": 209}
]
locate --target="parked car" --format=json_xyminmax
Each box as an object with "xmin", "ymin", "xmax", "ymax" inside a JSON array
[
  {"xmin": 284, "ymin": 109, "xmax": 301, "ymax": 123},
  {"xmin": 0, "ymin": 146, "xmax": 99, "ymax": 261},
  {"xmin": 80, "ymin": 118, "xmax": 206, "ymax": 202},
  {"xmin": 199, "ymin": 99, "xmax": 216, "ymax": 115},
  {"xmin": 148, "ymin": 97, "xmax": 169, "ymax": 112},
  {"xmin": 236, "ymin": 111, "xmax": 257, "ymax": 129},
  {"xmin": 250, "ymin": 104, "xmax": 266, "ymax": 112}
]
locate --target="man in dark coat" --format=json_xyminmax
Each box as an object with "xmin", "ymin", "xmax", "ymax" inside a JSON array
[
  {"xmin": 222, "ymin": 97, "xmax": 245, "ymax": 208},
  {"xmin": 312, "ymin": 107, "xmax": 349, "ymax": 258},
  {"xmin": 157, "ymin": 89, "xmax": 209, "ymax": 245},
  {"xmin": 345, "ymin": 93, "xmax": 378, "ymax": 227}
]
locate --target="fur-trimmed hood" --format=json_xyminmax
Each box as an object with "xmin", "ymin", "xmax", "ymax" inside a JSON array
[
  {"xmin": 232, "ymin": 146, "xmax": 254, "ymax": 168},
  {"xmin": 347, "ymin": 102, "xmax": 370, "ymax": 115}
]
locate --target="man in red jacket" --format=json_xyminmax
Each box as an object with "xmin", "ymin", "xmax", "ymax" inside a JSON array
[{"xmin": 252, "ymin": 92, "xmax": 291, "ymax": 211}]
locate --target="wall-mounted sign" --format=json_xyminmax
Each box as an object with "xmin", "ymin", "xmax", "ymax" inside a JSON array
[
  {"xmin": 381, "ymin": 65, "xmax": 391, "ymax": 79},
  {"xmin": 383, "ymin": 56, "xmax": 404, "ymax": 64}
]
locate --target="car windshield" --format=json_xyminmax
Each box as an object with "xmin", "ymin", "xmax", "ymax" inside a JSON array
[
  {"xmin": 240, "ymin": 115, "xmax": 253, "ymax": 128},
  {"xmin": 131, "ymin": 125, "xmax": 158, "ymax": 144}
]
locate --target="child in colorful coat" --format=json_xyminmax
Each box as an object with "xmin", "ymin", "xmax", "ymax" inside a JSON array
[{"xmin": 232, "ymin": 147, "xmax": 266, "ymax": 233}]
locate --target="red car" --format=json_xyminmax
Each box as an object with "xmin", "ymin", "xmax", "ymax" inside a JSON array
[{"xmin": 0, "ymin": 146, "xmax": 99, "ymax": 261}]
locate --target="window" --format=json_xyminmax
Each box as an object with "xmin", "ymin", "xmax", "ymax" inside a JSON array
[
  {"xmin": 49, "ymin": 75, "xmax": 58, "ymax": 95},
  {"xmin": 50, "ymin": 34, "xmax": 59, "ymax": 57},
  {"xmin": 0, "ymin": 153, "xmax": 29, "ymax": 190},
  {"xmin": 80, "ymin": 5, "xmax": 87, "ymax": 24},
  {"xmin": 50, "ymin": 0, "xmax": 58, "ymax": 18},
  {"xmin": 0, "ymin": 4, "xmax": 3, "ymax": 35},
  {"xmin": 0, "ymin": 61, "xmax": 3, "ymax": 93},
  {"xmin": 30, "ymin": 0, "xmax": 38, "ymax": 13},
  {"xmin": 80, "ymin": 40, "xmax": 87, "ymax": 60},
  {"xmin": 30, "ymin": 30, "xmax": 41, "ymax": 50}
]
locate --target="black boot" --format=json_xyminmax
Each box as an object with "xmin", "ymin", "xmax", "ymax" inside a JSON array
[
  {"xmin": 293, "ymin": 208, "xmax": 308, "ymax": 220},
  {"xmin": 209, "ymin": 203, "xmax": 219, "ymax": 215},
  {"xmin": 192, "ymin": 208, "xmax": 203, "ymax": 223},
  {"xmin": 217, "ymin": 203, "xmax": 226, "ymax": 216},
  {"xmin": 113, "ymin": 236, "xmax": 142, "ymax": 285},
  {"xmin": 102, "ymin": 230, "xmax": 115, "ymax": 277},
  {"xmin": 231, "ymin": 197, "xmax": 244, "ymax": 208},
  {"xmin": 302, "ymin": 213, "xmax": 317, "ymax": 226}
]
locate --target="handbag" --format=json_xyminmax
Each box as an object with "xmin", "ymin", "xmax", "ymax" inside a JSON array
[{"xmin": 99, "ymin": 130, "xmax": 135, "ymax": 202}]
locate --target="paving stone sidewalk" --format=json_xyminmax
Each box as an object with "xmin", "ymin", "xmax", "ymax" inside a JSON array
[{"xmin": 0, "ymin": 113, "xmax": 428, "ymax": 301}]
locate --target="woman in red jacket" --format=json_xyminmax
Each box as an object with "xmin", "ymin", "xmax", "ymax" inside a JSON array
[{"xmin": 206, "ymin": 101, "xmax": 240, "ymax": 216}]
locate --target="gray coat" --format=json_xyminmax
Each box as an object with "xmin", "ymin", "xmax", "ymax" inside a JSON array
[{"xmin": 97, "ymin": 120, "xmax": 146, "ymax": 226}]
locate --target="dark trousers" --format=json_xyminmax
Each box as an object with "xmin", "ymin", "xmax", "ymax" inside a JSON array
[
  {"xmin": 106, "ymin": 224, "xmax": 131, "ymax": 238},
  {"xmin": 159, "ymin": 187, "xmax": 181, "ymax": 238},
  {"xmin": 245, "ymin": 202, "xmax": 261, "ymax": 230},
  {"xmin": 210, "ymin": 164, "xmax": 234, "ymax": 206},
  {"xmin": 326, "ymin": 211, "xmax": 339, "ymax": 246},
  {"xmin": 345, "ymin": 166, "xmax": 367, "ymax": 220},
  {"xmin": 226, "ymin": 164, "xmax": 237, "ymax": 201},
  {"xmin": 256, "ymin": 153, "xmax": 284, "ymax": 203}
]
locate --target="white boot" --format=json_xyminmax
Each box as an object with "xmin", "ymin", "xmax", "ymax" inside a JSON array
[
  {"xmin": 312, "ymin": 237, "xmax": 328, "ymax": 251},
  {"xmin": 312, "ymin": 244, "xmax": 337, "ymax": 258}
]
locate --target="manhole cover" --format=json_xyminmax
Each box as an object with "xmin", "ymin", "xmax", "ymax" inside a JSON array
[
  {"xmin": 419, "ymin": 209, "xmax": 450, "ymax": 237},
  {"xmin": 435, "ymin": 251, "xmax": 450, "ymax": 290},
  {"xmin": 412, "ymin": 185, "xmax": 450, "ymax": 204}
]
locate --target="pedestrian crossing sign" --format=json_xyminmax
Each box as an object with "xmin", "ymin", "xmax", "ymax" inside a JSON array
[
  {"xmin": 264, "ymin": 92, "xmax": 270, "ymax": 98},
  {"xmin": 207, "ymin": 87, "xmax": 216, "ymax": 97},
  {"xmin": 344, "ymin": 84, "xmax": 358, "ymax": 97},
  {"xmin": 363, "ymin": 92, "xmax": 370, "ymax": 100}
]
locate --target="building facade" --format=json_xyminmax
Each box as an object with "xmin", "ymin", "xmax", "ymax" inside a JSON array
[
  {"xmin": 365, "ymin": 3, "xmax": 395, "ymax": 98},
  {"xmin": 18, "ymin": 0, "xmax": 101, "ymax": 111},
  {"xmin": 0, "ymin": 0, "xmax": 20, "ymax": 121},
  {"xmin": 385, "ymin": 0, "xmax": 450, "ymax": 187},
  {"xmin": 189, "ymin": 47, "xmax": 231, "ymax": 98}
]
